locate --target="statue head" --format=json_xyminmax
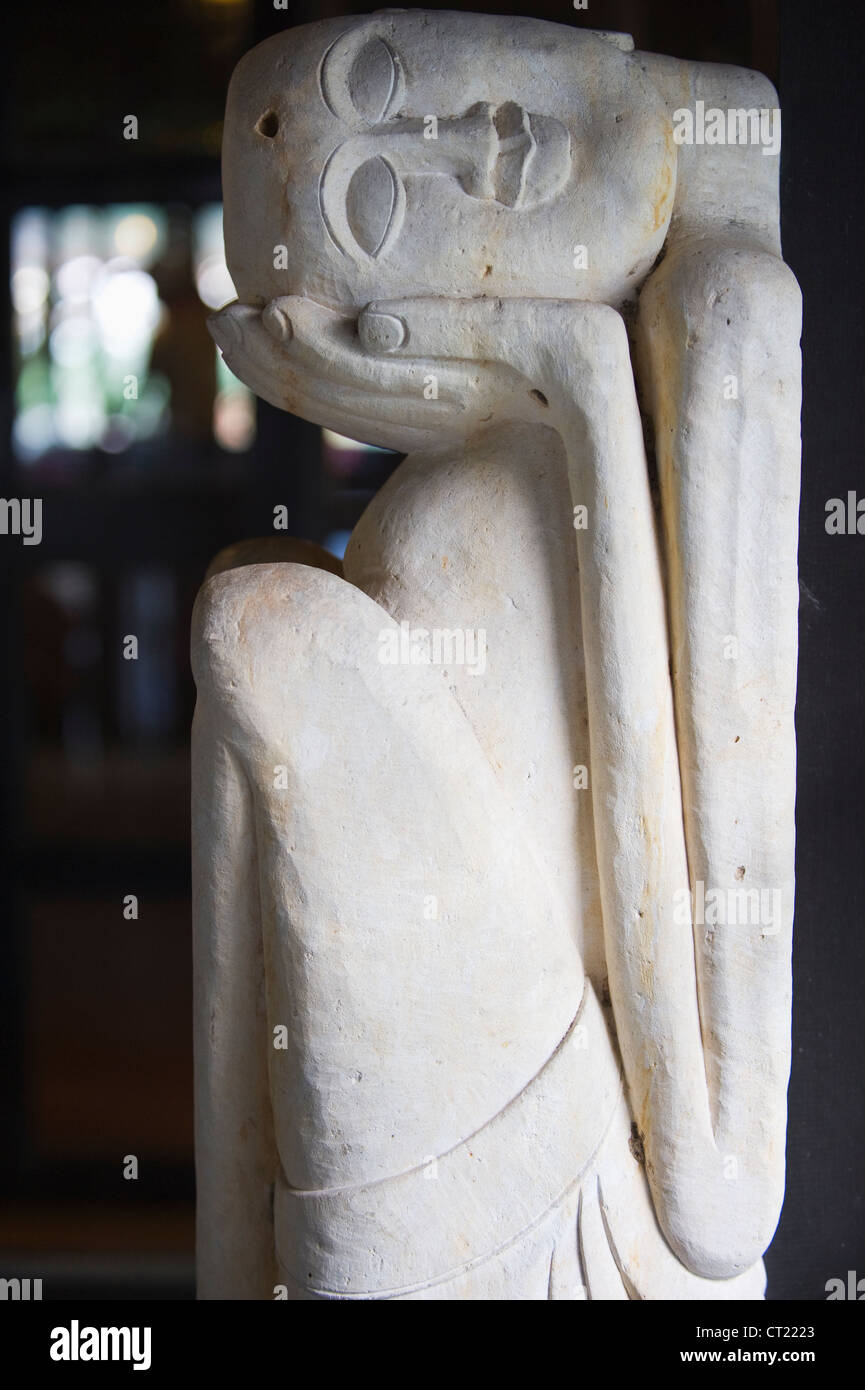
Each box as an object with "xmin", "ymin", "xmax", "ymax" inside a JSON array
[{"xmin": 221, "ymin": 11, "xmax": 676, "ymax": 315}]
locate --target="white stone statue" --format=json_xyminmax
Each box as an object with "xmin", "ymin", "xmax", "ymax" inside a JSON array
[{"xmin": 193, "ymin": 11, "xmax": 801, "ymax": 1300}]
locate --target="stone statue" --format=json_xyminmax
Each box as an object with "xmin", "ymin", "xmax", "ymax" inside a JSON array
[{"xmin": 193, "ymin": 11, "xmax": 801, "ymax": 1300}]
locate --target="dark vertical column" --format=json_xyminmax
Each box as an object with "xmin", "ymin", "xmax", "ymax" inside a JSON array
[
  {"xmin": 766, "ymin": 0, "xmax": 865, "ymax": 1301},
  {"xmin": 241, "ymin": 403, "xmax": 325, "ymax": 545},
  {"xmin": 0, "ymin": 15, "xmax": 24, "ymax": 1186}
]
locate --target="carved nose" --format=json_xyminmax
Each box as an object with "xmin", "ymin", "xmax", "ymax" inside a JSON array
[
  {"xmin": 363, "ymin": 102, "xmax": 571, "ymax": 209},
  {"xmin": 360, "ymin": 104, "xmax": 500, "ymax": 197}
]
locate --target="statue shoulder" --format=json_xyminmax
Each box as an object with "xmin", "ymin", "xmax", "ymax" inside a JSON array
[{"xmin": 635, "ymin": 50, "xmax": 785, "ymax": 256}]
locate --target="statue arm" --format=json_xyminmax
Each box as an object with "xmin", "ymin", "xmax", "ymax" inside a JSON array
[
  {"xmin": 346, "ymin": 291, "xmax": 798, "ymax": 1278},
  {"xmin": 633, "ymin": 233, "xmax": 801, "ymax": 1275},
  {"xmin": 334, "ymin": 296, "xmax": 714, "ymax": 1270},
  {"xmin": 191, "ymin": 624, "xmax": 278, "ymax": 1300},
  {"xmin": 597, "ymin": 58, "xmax": 799, "ymax": 1273}
]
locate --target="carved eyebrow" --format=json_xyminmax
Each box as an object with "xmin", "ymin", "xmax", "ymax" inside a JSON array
[{"xmin": 320, "ymin": 29, "xmax": 404, "ymax": 125}]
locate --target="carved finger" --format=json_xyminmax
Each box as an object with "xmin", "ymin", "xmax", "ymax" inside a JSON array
[
  {"xmin": 358, "ymin": 296, "xmax": 613, "ymax": 366},
  {"xmin": 207, "ymin": 302, "xmax": 463, "ymax": 450},
  {"xmin": 262, "ymin": 295, "xmax": 475, "ymax": 409},
  {"xmin": 209, "ymin": 298, "xmax": 473, "ymax": 428}
]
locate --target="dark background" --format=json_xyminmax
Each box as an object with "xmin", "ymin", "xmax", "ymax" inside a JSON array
[{"xmin": 0, "ymin": 0, "xmax": 861, "ymax": 1301}]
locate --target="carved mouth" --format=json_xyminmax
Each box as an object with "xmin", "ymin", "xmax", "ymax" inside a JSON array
[{"xmin": 490, "ymin": 102, "xmax": 571, "ymax": 210}]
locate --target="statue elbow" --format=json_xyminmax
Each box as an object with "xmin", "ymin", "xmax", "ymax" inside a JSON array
[{"xmin": 661, "ymin": 1168, "xmax": 785, "ymax": 1281}]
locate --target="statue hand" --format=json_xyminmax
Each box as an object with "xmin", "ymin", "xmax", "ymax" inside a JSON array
[
  {"xmin": 208, "ymin": 295, "xmax": 522, "ymax": 453},
  {"xmin": 208, "ymin": 295, "xmax": 624, "ymax": 452}
]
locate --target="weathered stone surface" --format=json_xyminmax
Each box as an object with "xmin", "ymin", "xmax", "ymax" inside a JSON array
[{"xmin": 194, "ymin": 11, "xmax": 801, "ymax": 1300}]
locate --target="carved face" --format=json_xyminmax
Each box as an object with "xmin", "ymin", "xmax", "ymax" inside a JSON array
[{"xmin": 222, "ymin": 12, "xmax": 676, "ymax": 312}]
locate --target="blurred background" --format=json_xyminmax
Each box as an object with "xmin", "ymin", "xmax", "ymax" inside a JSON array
[{"xmin": 0, "ymin": 0, "xmax": 861, "ymax": 1300}]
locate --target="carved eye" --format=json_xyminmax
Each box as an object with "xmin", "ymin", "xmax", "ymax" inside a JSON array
[
  {"xmin": 347, "ymin": 38, "xmax": 400, "ymax": 123},
  {"xmin": 345, "ymin": 156, "xmax": 398, "ymax": 257}
]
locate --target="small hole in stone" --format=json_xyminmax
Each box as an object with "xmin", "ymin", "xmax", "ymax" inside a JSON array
[
  {"xmin": 735, "ymin": 865, "xmax": 746, "ymax": 881},
  {"xmin": 530, "ymin": 389, "xmax": 549, "ymax": 407},
  {"xmin": 733, "ymin": 735, "xmax": 740, "ymax": 743},
  {"xmin": 629, "ymin": 1123, "xmax": 645, "ymax": 1165},
  {"xmin": 257, "ymin": 110, "xmax": 279, "ymax": 138}
]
